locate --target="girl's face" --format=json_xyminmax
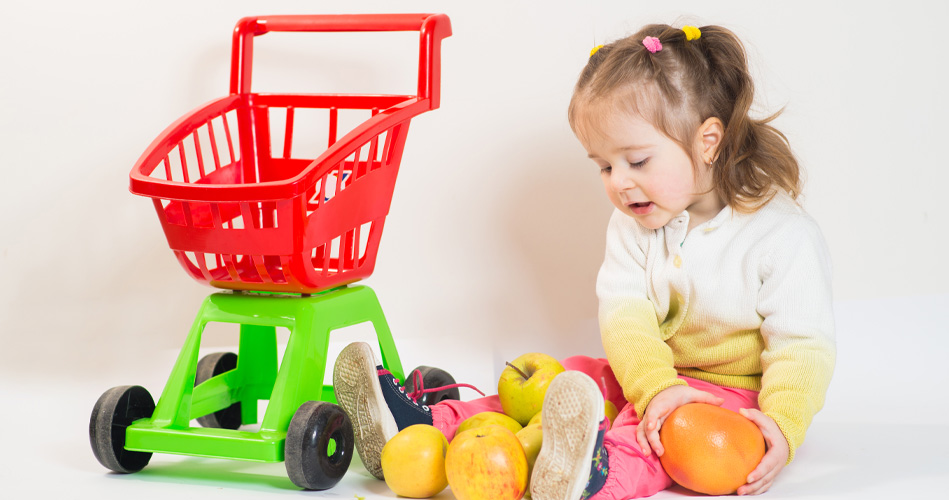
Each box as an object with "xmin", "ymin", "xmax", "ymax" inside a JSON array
[{"xmin": 580, "ymin": 110, "xmax": 724, "ymax": 230}]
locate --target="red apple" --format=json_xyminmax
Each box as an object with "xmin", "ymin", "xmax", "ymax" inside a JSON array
[
  {"xmin": 456, "ymin": 411, "xmax": 523, "ymax": 437},
  {"xmin": 446, "ymin": 425, "xmax": 528, "ymax": 500}
]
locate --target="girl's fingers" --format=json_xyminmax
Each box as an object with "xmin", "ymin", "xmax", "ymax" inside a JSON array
[
  {"xmin": 648, "ymin": 427, "xmax": 665, "ymax": 456},
  {"xmin": 639, "ymin": 406, "xmax": 665, "ymax": 456},
  {"xmin": 643, "ymin": 408, "xmax": 666, "ymax": 455},
  {"xmin": 693, "ymin": 391, "xmax": 725, "ymax": 406},
  {"xmin": 739, "ymin": 407, "xmax": 761, "ymax": 422},
  {"xmin": 739, "ymin": 464, "xmax": 771, "ymax": 494},
  {"xmin": 737, "ymin": 415, "xmax": 785, "ymax": 496},
  {"xmin": 738, "ymin": 476, "xmax": 772, "ymax": 496},
  {"xmin": 747, "ymin": 451, "xmax": 779, "ymax": 484},
  {"xmin": 758, "ymin": 463, "xmax": 781, "ymax": 486},
  {"xmin": 639, "ymin": 386, "xmax": 730, "ymax": 458},
  {"xmin": 740, "ymin": 409, "xmax": 779, "ymax": 445},
  {"xmin": 740, "ymin": 408, "xmax": 775, "ymax": 436},
  {"xmin": 740, "ymin": 461, "xmax": 779, "ymax": 496},
  {"xmin": 636, "ymin": 422, "xmax": 652, "ymax": 455}
]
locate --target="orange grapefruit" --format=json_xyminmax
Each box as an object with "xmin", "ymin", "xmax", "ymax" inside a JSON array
[{"xmin": 658, "ymin": 403, "xmax": 765, "ymax": 495}]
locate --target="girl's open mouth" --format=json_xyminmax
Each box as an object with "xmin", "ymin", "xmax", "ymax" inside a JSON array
[{"xmin": 629, "ymin": 201, "xmax": 654, "ymax": 215}]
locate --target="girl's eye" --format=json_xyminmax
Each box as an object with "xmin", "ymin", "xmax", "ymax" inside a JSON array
[
  {"xmin": 598, "ymin": 164, "xmax": 612, "ymax": 174},
  {"xmin": 630, "ymin": 158, "xmax": 648, "ymax": 169}
]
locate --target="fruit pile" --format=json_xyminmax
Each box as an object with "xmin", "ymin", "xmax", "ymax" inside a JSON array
[
  {"xmin": 380, "ymin": 352, "xmax": 566, "ymax": 500},
  {"xmin": 378, "ymin": 354, "xmax": 766, "ymax": 499}
]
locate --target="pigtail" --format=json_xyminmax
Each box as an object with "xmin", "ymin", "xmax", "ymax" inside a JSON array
[{"xmin": 699, "ymin": 26, "xmax": 801, "ymax": 210}]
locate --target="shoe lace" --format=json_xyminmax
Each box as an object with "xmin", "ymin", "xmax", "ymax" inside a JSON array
[{"xmin": 379, "ymin": 368, "xmax": 486, "ymax": 406}]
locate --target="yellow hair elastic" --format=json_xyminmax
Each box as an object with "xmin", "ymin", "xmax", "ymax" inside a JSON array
[
  {"xmin": 590, "ymin": 44, "xmax": 604, "ymax": 57},
  {"xmin": 682, "ymin": 25, "xmax": 701, "ymax": 41}
]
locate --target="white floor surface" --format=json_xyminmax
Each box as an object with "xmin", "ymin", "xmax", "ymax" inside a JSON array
[{"xmin": 2, "ymin": 294, "xmax": 947, "ymax": 499}]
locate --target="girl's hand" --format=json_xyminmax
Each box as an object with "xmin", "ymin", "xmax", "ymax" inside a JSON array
[
  {"xmin": 636, "ymin": 385, "xmax": 725, "ymax": 456},
  {"xmin": 736, "ymin": 409, "xmax": 789, "ymax": 496}
]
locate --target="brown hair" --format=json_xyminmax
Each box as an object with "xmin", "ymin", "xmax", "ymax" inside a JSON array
[{"xmin": 569, "ymin": 24, "xmax": 800, "ymax": 212}]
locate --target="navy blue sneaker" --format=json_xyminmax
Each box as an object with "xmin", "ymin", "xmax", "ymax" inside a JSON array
[
  {"xmin": 530, "ymin": 371, "xmax": 608, "ymax": 500},
  {"xmin": 333, "ymin": 342, "xmax": 480, "ymax": 480}
]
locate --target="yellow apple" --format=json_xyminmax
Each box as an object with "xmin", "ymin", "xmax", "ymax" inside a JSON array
[
  {"xmin": 446, "ymin": 425, "xmax": 528, "ymax": 500},
  {"xmin": 497, "ymin": 353, "xmax": 565, "ymax": 426},
  {"xmin": 457, "ymin": 411, "xmax": 523, "ymax": 436},
  {"xmin": 515, "ymin": 424, "xmax": 543, "ymax": 481},
  {"xmin": 605, "ymin": 400, "xmax": 619, "ymax": 428},
  {"xmin": 380, "ymin": 424, "xmax": 449, "ymax": 498},
  {"xmin": 527, "ymin": 411, "xmax": 542, "ymax": 428},
  {"xmin": 529, "ymin": 400, "xmax": 616, "ymax": 429}
]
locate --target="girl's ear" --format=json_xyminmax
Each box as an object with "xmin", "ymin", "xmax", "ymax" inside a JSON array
[{"xmin": 697, "ymin": 117, "xmax": 724, "ymax": 163}]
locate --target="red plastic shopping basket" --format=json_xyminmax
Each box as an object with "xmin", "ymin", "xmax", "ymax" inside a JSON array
[{"xmin": 129, "ymin": 14, "xmax": 451, "ymax": 294}]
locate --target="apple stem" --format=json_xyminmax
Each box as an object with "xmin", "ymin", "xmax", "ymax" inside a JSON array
[{"xmin": 505, "ymin": 361, "xmax": 530, "ymax": 380}]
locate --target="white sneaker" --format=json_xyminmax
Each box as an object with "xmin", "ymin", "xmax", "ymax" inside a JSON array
[
  {"xmin": 332, "ymin": 342, "xmax": 400, "ymax": 480},
  {"xmin": 530, "ymin": 371, "xmax": 605, "ymax": 500}
]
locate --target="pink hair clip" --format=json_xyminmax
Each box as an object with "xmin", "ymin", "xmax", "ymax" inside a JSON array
[{"xmin": 642, "ymin": 36, "xmax": 662, "ymax": 53}]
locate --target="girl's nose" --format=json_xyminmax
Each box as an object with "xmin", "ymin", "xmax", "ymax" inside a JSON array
[{"xmin": 610, "ymin": 167, "xmax": 635, "ymax": 192}]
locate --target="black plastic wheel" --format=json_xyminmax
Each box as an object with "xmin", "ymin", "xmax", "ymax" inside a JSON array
[
  {"xmin": 195, "ymin": 352, "xmax": 242, "ymax": 429},
  {"xmin": 285, "ymin": 401, "xmax": 354, "ymax": 490},
  {"xmin": 404, "ymin": 365, "xmax": 461, "ymax": 406},
  {"xmin": 89, "ymin": 385, "xmax": 155, "ymax": 473}
]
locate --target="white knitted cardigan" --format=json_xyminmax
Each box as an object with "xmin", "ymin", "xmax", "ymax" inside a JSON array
[{"xmin": 597, "ymin": 191, "xmax": 836, "ymax": 461}]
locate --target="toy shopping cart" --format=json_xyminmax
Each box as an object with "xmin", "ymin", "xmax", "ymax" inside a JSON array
[{"xmin": 90, "ymin": 14, "xmax": 456, "ymax": 491}]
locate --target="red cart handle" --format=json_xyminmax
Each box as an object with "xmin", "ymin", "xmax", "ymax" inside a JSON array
[{"xmin": 230, "ymin": 13, "xmax": 451, "ymax": 109}]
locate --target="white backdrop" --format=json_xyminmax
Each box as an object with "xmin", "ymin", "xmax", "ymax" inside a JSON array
[{"xmin": 3, "ymin": 0, "xmax": 948, "ymax": 384}]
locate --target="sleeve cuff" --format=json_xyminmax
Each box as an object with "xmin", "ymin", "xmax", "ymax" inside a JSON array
[
  {"xmin": 764, "ymin": 411, "xmax": 799, "ymax": 465},
  {"xmin": 632, "ymin": 377, "xmax": 688, "ymax": 418}
]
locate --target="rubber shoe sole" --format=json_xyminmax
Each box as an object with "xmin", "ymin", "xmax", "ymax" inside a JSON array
[
  {"xmin": 332, "ymin": 342, "xmax": 399, "ymax": 480},
  {"xmin": 530, "ymin": 371, "xmax": 604, "ymax": 500}
]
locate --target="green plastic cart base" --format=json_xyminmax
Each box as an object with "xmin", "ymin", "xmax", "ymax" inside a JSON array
[{"xmin": 124, "ymin": 285, "xmax": 404, "ymax": 462}]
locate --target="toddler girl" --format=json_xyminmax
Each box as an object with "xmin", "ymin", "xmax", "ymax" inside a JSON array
[{"xmin": 333, "ymin": 22, "xmax": 835, "ymax": 499}]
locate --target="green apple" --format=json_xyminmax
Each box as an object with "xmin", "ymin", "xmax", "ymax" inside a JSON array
[
  {"xmin": 497, "ymin": 352, "xmax": 565, "ymax": 426},
  {"xmin": 516, "ymin": 424, "xmax": 543, "ymax": 481},
  {"xmin": 528, "ymin": 411, "xmax": 542, "ymax": 428}
]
